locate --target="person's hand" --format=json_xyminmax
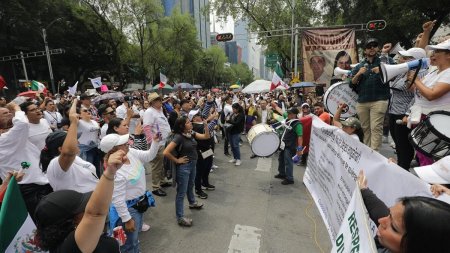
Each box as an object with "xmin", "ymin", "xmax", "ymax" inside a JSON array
[
  {"xmin": 430, "ymin": 184, "xmax": 450, "ymax": 197},
  {"xmin": 69, "ymin": 111, "xmax": 79, "ymax": 124},
  {"xmin": 106, "ymin": 149, "xmax": 128, "ymax": 174},
  {"xmin": 388, "ymin": 157, "xmax": 397, "ymax": 164},
  {"xmin": 415, "ymin": 33, "xmax": 423, "ymax": 43},
  {"xmin": 337, "ymin": 103, "xmax": 348, "ymax": 111},
  {"xmin": 381, "ymin": 43, "xmax": 392, "ymax": 54},
  {"xmin": 357, "ymin": 66, "xmax": 367, "ymax": 76},
  {"xmin": 203, "ymin": 119, "xmax": 208, "ymax": 127},
  {"xmin": 6, "ymin": 102, "xmax": 20, "ymax": 112},
  {"xmin": 402, "ymin": 116, "xmax": 408, "ymax": 125},
  {"xmin": 134, "ymin": 121, "xmax": 143, "ymax": 135},
  {"xmin": 124, "ymin": 219, "xmax": 136, "ymax": 232},
  {"xmin": 422, "ymin": 20, "xmax": 436, "ymax": 32},
  {"xmin": 357, "ymin": 170, "xmax": 368, "ymax": 189},
  {"xmin": 371, "ymin": 67, "xmax": 380, "ymax": 74},
  {"xmin": 176, "ymin": 156, "xmax": 189, "ymax": 164},
  {"xmin": 4, "ymin": 170, "xmax": 25, "ymax": 184},
  {"xmin": 126, "ymin": 107, "xmax": 133, "ymax": 118}
]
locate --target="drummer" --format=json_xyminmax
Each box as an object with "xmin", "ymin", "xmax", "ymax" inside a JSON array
[
  {"xmin": 272, "ymin": 104, "xmax": 303, "ymax": 185},
  {"xmin": 250, "ymin": 99, "xmax": 276, "ymax": 159}
]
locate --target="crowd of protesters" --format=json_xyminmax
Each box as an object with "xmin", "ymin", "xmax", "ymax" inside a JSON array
[{"xmin": 0, "ymin": 19, "xmax": 450, "ymax": 253}]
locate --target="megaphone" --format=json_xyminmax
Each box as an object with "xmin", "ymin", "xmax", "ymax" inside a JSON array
[
  {"xmin": 380, "ymin": 58, "xmax": 430, "ymax": 83},
  {"xmin": 390, "ymin": 42, "xmax": 405, "ymax": 55},
  {"xmin": 334, "ymin": 67, "xmax": 352, "ymax": 76},
  {"xmin": 350, "ymin": 63, "xmax": 359, "ymax": 68}
]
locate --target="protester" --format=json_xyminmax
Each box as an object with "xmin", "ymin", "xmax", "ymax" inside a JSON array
[
  {"xmin": 80, "ymin": 93, "xmax": 98, "ymax": 120},
  {"xmin": 19, "ymin": 101, "xmax": 53, "ymax": 150},
  {"xmin": 100, "ymin": 132, "xmax": 159, "ymax": 252},
  {"xmin": 163, "ymin": 116, "xmax": 210, "ymax": 227},
  {"xmin": 221, "ymin": 95, "xmax": 233, "ymax": 156},
  {"xmin": 313, "ymin": 102, "xmax": 331, "ymax": 124},
  {"xmin": 42, "ymin": 98, "xmax": 62, "ymax": 131},
  {"xmin": 99, "ymin": 105, "xmax": 116, "ymax": 139},
  {"xmin": 35, "ymin": 149, "xmax": 127, "ymax": 252},
  {"xmin": 351, "ymin": 38, "xmax": 394, "ymax": 151},
  {"xmin": 77, "ymin": 105, "xmax": 101, "ymax": 175},
  {"xmin": 333, "ymin": 103, "xmax": 364, "ymax": 142},
  {"xmin": 358, "ymin": 171, "xmax": 450, "ymax": 253},
  {"xmin": 227, "ymin": 103, "xmax": 245, "ymax": 166}
]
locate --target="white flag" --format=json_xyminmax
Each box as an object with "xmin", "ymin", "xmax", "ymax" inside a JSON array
[
  {"xmin": 160, "ymin": 72, "xmax": 168, "ymax": 85},
  {"xmin": 68, "ymin": 81, "xmax": 78, "ymax": 95},
  {"xmin": 89, "ymin": 77, "xmax": 102, "ymax": 88}
]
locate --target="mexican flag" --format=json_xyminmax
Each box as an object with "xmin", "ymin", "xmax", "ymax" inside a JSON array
[
  {"xmin": 30, "ymin": 80, "xmax": 47, "ymax": 93},
  {"xmin": 0, "ymin": 177, "xmax": 46, "ymax": 252},
  {"xmin": 270, "ymin": 63, "xmax": 289, "ymax": 91}
]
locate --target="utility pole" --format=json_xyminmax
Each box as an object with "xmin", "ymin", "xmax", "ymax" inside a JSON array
[
  {"xmin": 290, "ymin": 0, "xmax": 295, "ymax": 71},
  {"xmin": 20, "ymin": 52, "xmax": 29, "ymax": 82},
  {"xmin": 294, "ymin": 24, "xmax": 299, "ymax": 76},
  {"xmin": 42, "ymin": 28, "xmax": 56, "ymax": 94}
]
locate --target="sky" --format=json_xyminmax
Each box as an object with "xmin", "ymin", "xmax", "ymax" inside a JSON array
[{"xmin": 211, "ymin": 14, "xmax": 234, "ymax": 33}]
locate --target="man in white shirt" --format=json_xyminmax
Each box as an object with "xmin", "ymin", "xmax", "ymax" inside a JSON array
[
  {"xmin": 19, "ymin": 101, "xmax": 52, "ymax": 151},
  {"xmin": 0, "ymin": 104, "xmax": 52, "ymax": 221},
  {"xmin": 222, "ymin": 95, "xmax": 233, "ymax": 156},
  {"xmin": 42, "ymin": 98, "xmax": 62, "ymax": 130},
  {"xmin": 143, "ymin": 93, "xmax": 172, "ymax": 197}
]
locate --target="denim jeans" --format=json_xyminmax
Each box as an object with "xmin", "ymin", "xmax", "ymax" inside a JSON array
[
  {"xmin": 176, "ymin": 160, "xmax": 197, "ymax": 219},
  {"xmin": 278, "ymin": 149, "xmax": 294, "ymax": 181},
  {"xmin": 229, "ymin": 133, "xmax": 241, "ymax": 160},
  {"xmin": 117, "ymin": 207, "xmax": 143, "ymax": 253}
]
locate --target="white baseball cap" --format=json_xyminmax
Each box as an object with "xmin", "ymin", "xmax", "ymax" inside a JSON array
[
  {"xmin": 188, "ymin": 109, "xmax": 201, "ymax": 121},
  {"xmin": 99, "ymin": 134, "xmax": 129, "ymax": 153},
  {"xmin": 426, "ymin": 40, "xmax": 450, "ymax": 51},
  {"xmin": 398, "ymin": 48, "xmax": 426, "ymax": 59},
  {"xmin": 414, "ymin": 156, "xmax": 450, "ymax": 184}
]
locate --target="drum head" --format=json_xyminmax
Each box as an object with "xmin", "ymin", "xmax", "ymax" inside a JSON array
[
  {"xmin": 323, "ymin": 81, "xmax": 358, "ymax": 119},
  {"xmin": 429, "ymin": 113, "xmax": 450, "ymax": 139},
  {"xmin": 251, "ymin": 132, "xmax": 280, "ymax": 157}
]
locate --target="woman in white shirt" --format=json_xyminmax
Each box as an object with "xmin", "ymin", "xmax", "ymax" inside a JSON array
[
  {"xmin": 100, "ymin": 132, "xmax": 159, "ymax": 253},
  {"xmin": 77, "ymin": 105, "xmax": 101, "ymax": 175},
  {"xmin": 43, "ymin": 99, "xmax": 62, "ymax": 131},
  {"xmin": 41, "ymin": 99, "xmax": 98, "ymax": 193}
]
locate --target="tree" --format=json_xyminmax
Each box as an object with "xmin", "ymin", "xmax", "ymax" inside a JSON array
[
  {"xmin": 198, "ymin": 45, "xmax": 228, "ymax": 88},
  {"xmin": 321, "ymin": 0, "xmax": 450, "ymax": 48},
  {"xmin": 230, "ymin": 63, "xmax": 254, "ymax": 86}
]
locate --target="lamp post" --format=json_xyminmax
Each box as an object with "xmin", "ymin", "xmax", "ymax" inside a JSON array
[{"xmin": 42, "ymin": 18, "xmax": 63, "ymax": 94}]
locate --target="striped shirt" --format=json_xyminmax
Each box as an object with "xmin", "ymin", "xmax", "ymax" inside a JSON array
[{"xmin": 388, "ymin": 69, "xmax": 427, "ymax": 115}]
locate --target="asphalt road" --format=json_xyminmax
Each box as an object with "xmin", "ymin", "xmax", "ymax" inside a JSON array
[{"xmin": 139, "ymin": 134, "xmax": 396, "ymax": 253}]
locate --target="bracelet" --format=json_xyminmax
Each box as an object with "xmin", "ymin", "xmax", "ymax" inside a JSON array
[{"xmin": 103, "ymin": 173, "xmax": 115, "ymax": 181}]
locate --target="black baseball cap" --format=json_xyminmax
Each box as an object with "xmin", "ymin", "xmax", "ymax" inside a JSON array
[
  {"xmin": 35, "ymin": 190, "xmax": 92, "ymax": 226},
  {"xmin": 365, "ymin": 38, "xmax": 379, "ymax": 48},
  {"xmin": 287, "ymin": 107, "xmax": 299, "ymax": 115}
]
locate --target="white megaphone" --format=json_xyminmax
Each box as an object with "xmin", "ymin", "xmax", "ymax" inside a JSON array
[
  {"xmin": 390, "ymin": 42, "xmax": 405, "ymax": 55},
  {"xmin": 380, "ymin": 58, "xmax": 430, "ymax": 83},
  {"xmin": 334, "ymin": 67, "xmax": 352, "ymax": 76},
  {"xmin": 350, "ymin": 63, "xmax": 359, "ymax": 68}
]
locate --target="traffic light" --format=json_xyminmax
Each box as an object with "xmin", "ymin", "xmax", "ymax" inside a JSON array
[
  {"xmin": 216, "ymin": 33, "xmax": 233, "ymax": 42},
  {"xmin": 366, "ymin": 20, "xmax": 386, "ymax": 31}
]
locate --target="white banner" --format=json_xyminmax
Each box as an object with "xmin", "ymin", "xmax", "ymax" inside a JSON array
[
  {"xmin": 303, "ymin": 118, "xmax": 441, "ymax": 245},
  {"xmin": 331, "ymin": 187, "xmax": 377, "ymax": 253}
]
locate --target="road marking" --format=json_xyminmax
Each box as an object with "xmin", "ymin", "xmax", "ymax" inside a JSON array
[
  {"xmin": 228, "ymin": 224, "xmax": 262, "ymax": 253},
  {"xmin": 255, "ymin": 157, "xmax": 271, "ymax": 172}
]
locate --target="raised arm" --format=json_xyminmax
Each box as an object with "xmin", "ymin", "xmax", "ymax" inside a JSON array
[
  {"xmin": 417, "ymin": 20, "xmax": 436, "ymax": 49},
  {"xmin": 58, "ymin": 99, "xmax": 79, "ymax": 171},
  {"xmin": 75, "ymin": 150, "xmax": 126, "ymax": 253}
]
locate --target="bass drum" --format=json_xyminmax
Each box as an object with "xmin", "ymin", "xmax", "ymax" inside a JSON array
[
  {"xmin": 323, "ymin": 81, "xmax": 358, "ymax": 119},
  {"xmin": 247, "ymin": 124, "xmax": 280, "ymax": 157}
]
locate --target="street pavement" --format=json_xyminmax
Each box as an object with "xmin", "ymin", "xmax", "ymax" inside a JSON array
[{"xmin": 139, "ymin": 134, "xmax": 397, "ymax": 253}]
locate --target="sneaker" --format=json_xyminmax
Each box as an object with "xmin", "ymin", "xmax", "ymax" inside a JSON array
[
  {"xmin": 202, "ymin": 184, "xmax": 215, "ymax": 191},
  {"xmin": 224, "ymin": 153, "xmax": 231, "ymax": 157},
  {"xmin": 281, "ymin": 179, "xmax": 294, "ymax": 185},
  {"xmin": 235, "ymin": 160, "xmax": 241, "ymax": 166},
  {"xmin": 196, "ymin": 190, "xmax": 208, "ymax": 199},
  {"xmin": 274, "ymin": 174, "xmax": 286, "ymax": 179},
  {"xmin": 211, "ymin": 164, "xmax": 218, "ymax": 169},
  {"xmin": 229, "ymin": 159, "xmax": 236, "ymax": 163},
  {"xmin": 178, "ymin": 217, "xmax": 193, "ymax": 227},
  {"xmin": 141, "ymin": 223, "xmax": 151, "ymax": 232},
  {"xmin": 189, "ymin": 201, "xmax": 204, "ymax": 209},
  {"xmin": 152, "ymin": 188, "xmax": 167, "ymax": 197}
]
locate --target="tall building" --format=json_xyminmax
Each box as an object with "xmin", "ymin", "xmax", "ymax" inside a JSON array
[
  {"xmin": 234, "ymin": 19, "xmax": 265, "ymax": 78},
  {"xmin": 225, "ymin": 41, "xmax": 239, "ymax": 64},
  {"xmin": 162, "ymin": 0, "xmax": 211, "ymax": 48}
]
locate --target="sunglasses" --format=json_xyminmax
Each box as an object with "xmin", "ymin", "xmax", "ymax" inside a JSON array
[{"xmin": 365, "ymin": 44, "xmax": 378, "ymax": 49}]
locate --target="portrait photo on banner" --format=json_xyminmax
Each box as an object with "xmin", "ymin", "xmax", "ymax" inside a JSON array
[{"xmin": 302, "ymin": 28, "xmax": 358, "ymax": 93}]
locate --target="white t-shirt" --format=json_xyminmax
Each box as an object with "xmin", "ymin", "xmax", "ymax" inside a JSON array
[
  {"xmin": 415, "ymin": 68, "xmax": 450, "ymax": 108},
  {"xmin": 29, "ymin": 119, "xmax": 53, "ymax": 151},
  {"xmin": 116, "ymin": 104, "xmax": 127, "ymax": 119},
  {"xmin": 77, "ymin": 120, "xmax": 100, "ymax": 145},
  {"xmin": 43, "ymin": 111, "xmax": 62, "ymax": 129},
  {"xmin": 46, "ymin": 156, "xmax": 98, "ymax": 193},
  {"xmin": 100, "ymin": 123, "xmax": 108, "ymax": 139},
  {"xmin": 143, "ymin": 107, "xmax": 171, "ymax": 146}
]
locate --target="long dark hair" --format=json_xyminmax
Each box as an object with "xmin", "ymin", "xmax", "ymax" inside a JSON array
[
  {"xmin": 40, "ymin": 132, "xmax": 67, "ymax": 173},
  {"xmin": 399, "ymin": 196, "xmax": 450, "ymax": 253},
  {"xmin": 106, "ymin": 117, "xmax": 124, "ymax": 135},
  {"xmin": 173, "ymin": 116, "xmax": 188, "ymax": 134},
  {"xmin": 36, "ymin": 218, "xmax": 75, "ymax": 250},
  {"xmin": 231, "ymin": 103, "xmax": 243, "ymax": 114}
]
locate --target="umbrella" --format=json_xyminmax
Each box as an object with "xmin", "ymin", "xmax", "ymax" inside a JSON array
[
  {"xmin": 291, "ymin": 82, "xmax": 315, "ymax": 88},
  {"xmin": 174, "ymin": 83, "xmax": 193, "ymax": 89},
  {"xmin": 152, "ymin": 84, "xmax": 173, "ymax": 90},
  {"xmin": 193, "ymin": 84, "xmax": 203, "ymax": 89},
  {"xmin": 211, "ymin": 88, "xmax": 220, "ymax": 92},
  {"xmin": 242, "ymin": 80, "xmax": 286, "ymax": 94},
  {"xmin": 92, "ymin": 91, "xmax": 125, "ymax": 103},
  {"xmin": 18, "ymin": 90, "xmax": 38, "ymax": 98},
  {"xmin": 230, "ymin": 84, "xmax": 241, "ymax": 89}
]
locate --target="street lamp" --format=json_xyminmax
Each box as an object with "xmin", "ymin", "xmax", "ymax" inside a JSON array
[{"xmin": 42, "ymin": 17, "xmax": 63, "ymax": 94}]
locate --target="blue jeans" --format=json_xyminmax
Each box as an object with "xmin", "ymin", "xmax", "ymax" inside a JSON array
[
  {"xmin": 176, "ymin": 160, "xmax": 197, "ymax": 219},
  {"xmin": 117, "ymin": 207, "xmax": 143, "ymax": 253},
  {"xmin": 229, "ymin": 133, "xmax": 241, "ymax": 160},
  {"xmin": 278, "ymin": 149, "xmax": 294, "ymax": 181}
]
